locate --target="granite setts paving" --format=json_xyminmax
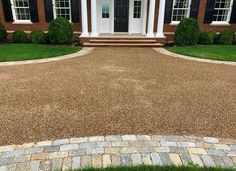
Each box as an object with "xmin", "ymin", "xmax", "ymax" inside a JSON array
[{"xmin": 0, "ymin": 135, "xmax": 236, "ymax": 171}]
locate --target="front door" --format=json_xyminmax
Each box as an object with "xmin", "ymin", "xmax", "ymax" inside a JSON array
[{"xmin": 114, "ymin": 0, "xmax": 129, "ymax": 32}]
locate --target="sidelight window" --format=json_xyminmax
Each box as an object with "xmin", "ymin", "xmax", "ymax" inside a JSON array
[
  {"xmin": 133, "ymin": 0, "xmax": 142, "ymax": 18},
  {"xmin": 102, "ymin": 2, "xmax": 110, "ymax": 18}
]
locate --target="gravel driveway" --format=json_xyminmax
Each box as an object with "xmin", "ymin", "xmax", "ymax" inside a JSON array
[{"xmin": 0, "ymin": 47, "xmax": 236, "ymax": 145}]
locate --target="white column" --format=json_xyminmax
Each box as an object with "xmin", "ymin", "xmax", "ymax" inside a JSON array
[
  {"xmin": 156, "ymin": 0, "xmax": 166, "ymax": 38},
  {"xmin": 142, "ymin": 0, "xmax": 148, "ymax": 35},
  {"xmin": 91, "ymin": 0, "xmax": 98, "ymax": 37},
  {"xmin": 80, "ymin": 0, "xmax": 89, "ymax": 37},
  {"xmin": 146, "ymin": 0, "xmax": 155, "ymax": 37}
]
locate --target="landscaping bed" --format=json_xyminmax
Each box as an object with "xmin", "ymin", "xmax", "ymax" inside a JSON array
[
  {"xmin": 0, "ymin": 44, "xmax": 81, "ymax": 62},
  {"xmin": 69, "ymin": 165, "xmax": 236, "ymax": 171},
  {"xmin": 166, "ymin": 45, "xmax": 236, "ymax": 62}
]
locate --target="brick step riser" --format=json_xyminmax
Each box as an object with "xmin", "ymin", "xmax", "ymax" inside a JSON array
[{"xmin": 83, "ymin": 44, "xmax": 163, "ymax": 47}]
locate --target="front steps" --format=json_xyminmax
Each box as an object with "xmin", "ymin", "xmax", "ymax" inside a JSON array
[{"xmin": 82, "ymin": 37, "xmax": 164, "ymax": 47}]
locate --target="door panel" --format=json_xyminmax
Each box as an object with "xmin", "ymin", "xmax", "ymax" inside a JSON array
[{"xmin": 114, "ymin": 0, "xmax": 129, "ymax": 32}]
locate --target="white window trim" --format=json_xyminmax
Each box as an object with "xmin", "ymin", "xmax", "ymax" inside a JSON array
[
  {"xmin": 52, "ymin": 0, "xmax": 72, "ymax": 22},
  {"xmin": 170, "ymin": 0, "xmax": 192, "ymax": 24},
  {"xmin": 10, "ymin": 0, "xmax": 32, "ymax": 23},
  {"xmin": 211, "ymin": 0, "xmax": 234, "ymax": 24}
]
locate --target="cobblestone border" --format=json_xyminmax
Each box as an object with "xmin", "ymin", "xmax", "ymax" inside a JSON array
[
  {"xmin": 0, "ymin": 47, "xmax": 93, "ymax": 67},
  {"xmin": 154, "ymin": 48, "xmax": 236, "ymax": 66},
  {"xmin": 0, "ymin": 135, "xmax": 235, "ymax": 170}
]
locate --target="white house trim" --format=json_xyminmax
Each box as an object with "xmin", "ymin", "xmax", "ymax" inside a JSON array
[
  {"xmin": 81, "ymin": 0, "xmax": 89, "ymax": 37},
  {"xmin": 157, "ymin": 0, "xmax": 166, "ymax": 38},
  {"xmin": 146, "ymin": 0, "xmax": 156, "ymax": 37}
]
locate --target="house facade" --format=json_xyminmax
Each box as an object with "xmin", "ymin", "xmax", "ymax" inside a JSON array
[{"xmin": 0, "ymin": 0, "xmax": 236, "ymax": 44}]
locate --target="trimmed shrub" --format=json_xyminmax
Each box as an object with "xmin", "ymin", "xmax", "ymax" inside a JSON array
[
  {"xmin": 174, "ymin": 18, "xmax": 200, "ymax": 46},
  {"xmin": 31, "ymin": 30, "xmax": 49, "ymax": 44},
  {"xmin": 216, "ymin": 31, "xmax": 235, "ymax": 45},
  {"xmin": 0, "ymin": 23, "xmax": 7, "ymax": 42},
  {"xmin": 13, "ymin": 30, "xmax": 29, "ymax": 43},
  {"xmin": 48, "ymin": 17, "xmax": 73, "ymax": 44},
  {"xmin": 198, "ymin": 31, "xmax": 216, "ymax": 45}
]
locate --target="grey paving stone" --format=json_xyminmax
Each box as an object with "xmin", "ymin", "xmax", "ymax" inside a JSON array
[
  {"xmin": 160, "ymin": 141, "xmax": 177, "ymax": 147},
  {"xmin": 179, "ymin": 152, "xmax": 191, "ymax": 165},
  {"xmin": 211, "ymin": 157, "xmax": 225, "ymax": 167},
  {"xmin": 29, "ymin": 161, "xmax": 40, "ymax": 171},
  {"xmin": 51, "ymin": 158, "xmax": 62, "ymax": 170},
  {"xmin": 142, "ymin": 154, "xmax": 152, "ymax": 165},
  {"xmin": 89, "ymin": 136, "xmax": 105, "ymax": 142},
  {"xmin": 230, "ymin": 145, "xmax": 236, "ymax": 151},
  {"xmin": 44, "ymin": 146, "xmax": 60, "ymax": 153},
  {"xmin": 16, "ymin": 162, "xmax": 29, "ymax": 171},
  {"xmin": 169, "ymin": 147, "xmax": 186, "ymax": 153},
  {"xmin": 177, "ymin": 142, "xmax": 196, "ymax": 148},
  {"xmin": 72, "ymin": 157, "xmax": 80, "ymax": 169},
  {"xmin": 0, "ymin": 164, "xmax": 16, "ymax": 171},
  {"xmin": 190, "ymin": 154, "xmax": 203, "ymax": 166},
  {"xmin": 222, "ymin": 157, "xmax": 235, "ymax": 167},
  {"xmin": 136, "ymin": 135, "xmax": 151, "ymax": 141},
  {"xmin": 139, "ymin": 147, "xmax": 154, "ymax": 153},
  {"xmin": 111, "ymin": 155, "xmax": 121, "ymax": 166},
  {"xmin": 13, "ymin": 155, "xmax": 30, "ymax": 163},
  {"xmin": 25, "ymin": 147, "xmax": 43, "ymax": 154},
  {"xmin": 39, "ymin": 160, "xmax": 51, "ymax": 171},
  {"xmin": 121, "ymin": 154, "xmax": 131, "ymax": 166},
  {"xmin": 60, "ymin": 144, "xmax": 78, "ymax": 151},
  {"xmin": 150, "ymin": 153, "xmax": 162, "ymax": 165},
  {"xmin": 81, "ymin": 156, "xmax": 91, "ymax": 168},
  {"xmin": 69, "ymin": 149, "xmax": 87, "ymax": 157},
  {"xmin": 154, "ymin": 147, "xmax": 170, "ymax": 153},
  {"xmin": 105, "ymin": 136, "xmax": 122, "ymax": 142},
  {"xmin": 204, "ymin": 137, "xmax": 219, "ymax": 144},
  {"xmin": 2, "ymin": 150, "xmax": 24, "ymax": 158},
  {"xmin": 87, "ymin": 148, "xmax": 104, "ymax": 155},
  {"xmin": 131, "ymin": 154, "xmax": 142, "ymax": 165},
  {"xmin": 201, "ymin": 155, "xmax": 215, "ymax": 167},
  {"xmin": 79, "ymin": 142, "xmax": 100, "ymax": 149},
  {"xmin": 207, "ymin": 148, "xmax": 226, "ymax": 157},
  {"xmin": 97, "ymin": 142, "xmax": 112, "ymax": 148},
  {"xmin": 151, "ymin": 135, "xmax": 166, "ymax": 141},
  {"xmin": 53, "ymin": 139, "xmax": 69, "ymax": 146},
  {"xmin": 112, "ymin": 141, "xmax": 129, "ymax": 147},
  {"xmin": 0, "ymin": 157, "xmax": 12, "ymax": 166},
  {"xmin": 122, "ymin": 135, "xmax": 137, "ymax": 141},
  {"xmin": 159, "ymin": 153, "xmax": 172, "ymax": 165}
]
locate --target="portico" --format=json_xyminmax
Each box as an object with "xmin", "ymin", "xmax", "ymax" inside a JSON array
[{"xmin": 80, "ymin": 0, "xmax": 166, "ymax": 38}]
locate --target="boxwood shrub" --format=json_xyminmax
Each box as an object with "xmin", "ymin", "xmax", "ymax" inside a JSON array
[
  {"xmin": 48, "ymin": 17, "xmax": 73, "ymax": 44},
  {"xmin": 13, "ymin": 30, "xmax": 29, "ymax": 43},
  {"xmin": 174, "ymin": 18, "xmax": 200, "ymax": 46},
  {"xmin": 216, "ymin": 31, "xmax": 235, "ymax": 45},
  {"xmin": 31, "ymin": 30, "xmax": 49, "ymax": 44},
  {"xmin": 0, "ymin": 23, "xmax": 7, "ymax": 42},
  {"xmin": 198, "ymin": 31, "xmax": 216, "ymax": 45}
]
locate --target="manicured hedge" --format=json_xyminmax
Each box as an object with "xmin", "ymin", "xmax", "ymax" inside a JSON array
[
  {"xmin": 0, "ymin": 23, "xmax": 7, "ymax": 42},
  {"xmin": 13, "ymin": 30, "xmax": 29, "ymax": 43},
  {"xmin": 216, "ymin": 31, "xmax": 235, "ymax": 45},
  {"xmin": 48, "ymin": 17, "xmax": 73, "ymax": 44},
  {"xmin": 174, "ymin": 18, "xmax": 200, "ymax": 46},
  {"xmin": 31, "ymin": 30, "xmax": 49, "ymax": 44},
  {"xmin": 199, "ymin": 31, "xmax": 216, "ymax": 45}
]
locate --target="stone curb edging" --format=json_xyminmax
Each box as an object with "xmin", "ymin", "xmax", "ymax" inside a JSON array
[
  {"xmin": 154, "ymin": 48, "xmax": 236, "ymax": 66},
  {"xmin": 0, "ymin": 135, "xmax": 235, "ymax": 170},
  {"xmin": 0, "ymin": 47, "xmax": 94, "ymax": 67}
]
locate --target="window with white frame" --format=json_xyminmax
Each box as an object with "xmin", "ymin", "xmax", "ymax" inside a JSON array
[
  {"xmin": 212, "ymin": 0, "xmax": 234, "ymax": 23},
  {"xmin": 171, "ymin": 0, "xmax": 191, "ymax": 22},
  {"xmin": 102, "ymin": 2, "xmax": 109, "ymax": 18},
  {"xmin": 11, "ymin": 0, "xmax": 31, "ymax": 21},
  {"xmin": 133, "ymin": 0, "xmax": 142, "ymax": 18},
  {"xmin": 53, "ymin": 0, "xmax": 71, "ymax": 21}
]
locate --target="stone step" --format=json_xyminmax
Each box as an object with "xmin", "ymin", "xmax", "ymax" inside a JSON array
[
  {"xmin": 89, "ymin": 39, "xmax": 156, "ymax": 43},
  {"xmin": 83, "ymin": 42, "xmax": 164, "ymax": 47}
]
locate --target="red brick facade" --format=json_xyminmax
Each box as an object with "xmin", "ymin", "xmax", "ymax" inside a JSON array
[{"xmin": 0, "ymin": 0, "xmax": 235, "ymax": 41}]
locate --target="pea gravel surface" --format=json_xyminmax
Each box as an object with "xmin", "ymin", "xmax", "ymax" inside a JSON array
[{"xmin": 0, "ymin": 47, "xmax": 236, "ymax": 146}]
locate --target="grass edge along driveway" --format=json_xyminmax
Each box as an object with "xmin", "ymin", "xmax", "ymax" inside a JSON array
[
  {"xmin": 64, "ymin": 165, "xmax": 236, "ymax": 171},
  {"xmin": 0, "ymin": 43, "xmax": 82, "ymax": 62},
  {"xmin": 166, "ymin": 45, "xmax": 236, "ymax": 62}
]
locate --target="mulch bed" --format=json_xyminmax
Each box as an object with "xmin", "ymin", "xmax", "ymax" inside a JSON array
[{"xmin": 0, "ymin": 47, "xmax": 236, "ymax": 145}]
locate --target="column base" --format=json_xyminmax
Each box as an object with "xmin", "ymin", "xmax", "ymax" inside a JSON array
[
  {"xmin": 156, "ymin": 33, "xmax": 166, "ymax": 38},
  {"xmin": 80, "ymin": 32, "xmax": 89, "ymax": 37},
  {"xmin": 90, "ymin": 33, "xmax": 99, "ymax": 37},
  {"xmin": 146, "ymin": 33, "xmax": 155, "ymax": 37}
]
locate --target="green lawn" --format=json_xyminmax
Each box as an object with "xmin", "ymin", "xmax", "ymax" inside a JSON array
[
  {"xmin": 65, "ymin": 165, "xmax": 236, "ymax": 171},
  {"xmin": 166, "ymin": 45, "xmax": 236, "ymax": 62},
  {"xmin": 0, "ymin": 43, "xmax": 82, "ymax": 62}
]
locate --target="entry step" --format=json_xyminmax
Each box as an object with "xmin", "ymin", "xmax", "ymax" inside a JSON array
[{"xmin": 83, "ymin": 43, "xmax": 163, "ymax": 47}]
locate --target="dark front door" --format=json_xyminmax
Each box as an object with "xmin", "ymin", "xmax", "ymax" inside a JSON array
[{"xmin": 114, "ymin": 0, "xmax": 129, "ymax": 32}]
